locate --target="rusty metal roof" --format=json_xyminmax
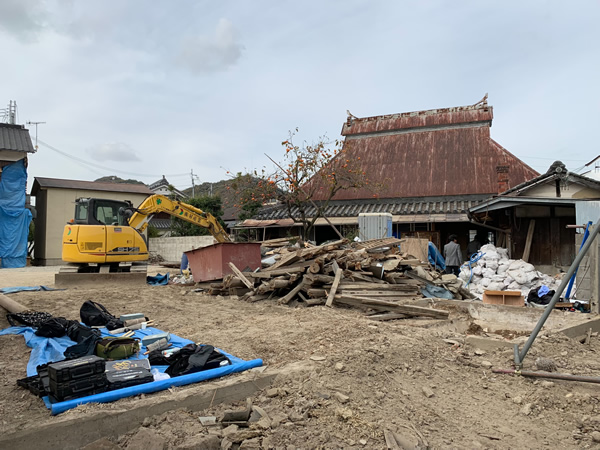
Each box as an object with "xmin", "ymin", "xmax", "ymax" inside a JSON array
[
  {"xmin": 253, "ymin": 195, "xmax": 489, "ymax": 221},
  {"xmin": 0, "ymin": 123, "xmax": 35, "ymax": 153},
  {"xmin": 31, "ymin": 177, "xmax": 153, "ymax": 195},
  {"xmin": 309, "ymin": 103, "xmax": 539, "ymax": 201}
]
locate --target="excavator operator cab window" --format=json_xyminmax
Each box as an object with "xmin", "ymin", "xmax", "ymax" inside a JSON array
[
  {"xmin": 74, "ymin": 200, "xmax": 89, "ymax": 224},
  {"xmin": 94, "ymin": 200, "xmax": 129, "ymax": 226}
]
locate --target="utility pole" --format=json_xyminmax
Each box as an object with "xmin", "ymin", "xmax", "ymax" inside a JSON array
[
  {"xmin": 1, "ymin": 100, "xmax": 17, "ymax": 124},
  {"xmin": 190, "ymin": 169, "xmax": 199, "ymax": 198},
  {"xmin": 26, "ymin": 121, "xmax": 46, "ymax": 151}
]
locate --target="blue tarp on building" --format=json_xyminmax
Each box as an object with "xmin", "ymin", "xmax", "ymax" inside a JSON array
[{"xmin": 0, "ymin": 159, "xmax": 32, "ymax": 268}]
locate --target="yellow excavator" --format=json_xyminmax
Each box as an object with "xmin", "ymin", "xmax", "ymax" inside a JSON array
[{"xmin": 61, "ymin": 194, "xmax": 231, "ymax": 273}]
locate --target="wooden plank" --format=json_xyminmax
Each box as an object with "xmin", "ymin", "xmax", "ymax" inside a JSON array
[
  {"xmin": 368, "ymin": 313, "xmax": 410, "ymax": 321},
  {"xmin": 246, "ymin": 265, "xmax": 307, "ymax": 278},
  {"xmin": 335, "ymin": 295, "xmax": 449, "ymax": 318},
  {"xmin": 337, "ymin": 282, "xmax": 420, "ymax": 291},
  {"xmin": 264, "ymin": 250, "xmax": 301, "ymax": 272},
  {"xmin": 354, "ymin": 237, "xmax": 402, "ymax": 250},
  {"xmin": 341, "ymin": 291, "xmax": 419, "ymax": 297},
  {"xmin": 278, "ymin": 281, "xmax": 306, "ymax": 305},
  {"xmin": 522, "ymin": 219, "xmax": 536, "ymax": 263},
  {"xmin": 326, "ymin": 269, "xmax": 343, "ymax": 307},
  {"xmin": 228, "ymin": 262, "xmax": 254, "ymax": 289}
]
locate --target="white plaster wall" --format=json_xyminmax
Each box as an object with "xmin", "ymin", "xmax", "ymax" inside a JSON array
[{"xmin": 148, "ymin": 236, "xmax": 216, "ymax": 262}]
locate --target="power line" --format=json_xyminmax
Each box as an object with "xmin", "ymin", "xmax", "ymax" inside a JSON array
[{"xmin": 37, "ymin": 139, "xmax": 190, "ymax": 178}]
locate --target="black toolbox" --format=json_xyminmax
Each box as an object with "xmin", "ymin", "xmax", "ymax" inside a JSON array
[
  {"xmin": 106, "ymin": 367, "xmax": 153, "ymax": 390},
  {"xmin": 49, "ymin": 374, "xmax": 108, "ymax": 402},
  {"xmin": 48, "ymin": 355, "xmax": 106, "ymax": 383}
]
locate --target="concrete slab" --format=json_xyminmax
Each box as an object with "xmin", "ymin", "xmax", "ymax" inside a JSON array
[
  {"xmin": 557, "ymin": 316, "xmax": 600, "ymax": 339},
  {"xmin": 0, "ymin": 368, "xmax": 278, "ymax": 450}
]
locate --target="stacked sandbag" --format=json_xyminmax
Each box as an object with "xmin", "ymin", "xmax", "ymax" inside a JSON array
[{"xmin": 459, "ymin": 244, "xmax": 562, "ymax": 298}]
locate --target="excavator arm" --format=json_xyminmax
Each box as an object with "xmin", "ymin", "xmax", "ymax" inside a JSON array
[{"xmin": 128, "ymin": 194, "xmax": 231, "ymax": 243}]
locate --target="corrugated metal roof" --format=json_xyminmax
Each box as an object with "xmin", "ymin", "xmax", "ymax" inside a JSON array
[
  {"xmin": 253, "ymin": 195, "xmax": 489, "ymax": 221},
  {"xmin": 149, "ymin": 218, "xmax": 172, "ymax": 230},
  {"xmin": 307, "ymin": 103, "xmax": 539, "ymax": 201},
  {"xmin": 32, "ymin": 177, "xmax": 153, "ymax": 195},
  {"xmin": 0, "ymin": 123, "xmax": 35, "ymax": 153}
]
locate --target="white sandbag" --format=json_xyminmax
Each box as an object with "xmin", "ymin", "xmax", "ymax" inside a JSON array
[
  {"xmin": 480, "ymin": 277, "xmax": 491, "ymax": 287},
  {"xmin": 497, "ymin": 248, "xmax": 509, "ymax": 260},
  {"xmin": 508, "ymin": 260, "xmax": 526, "ymax": 271},
  {"xmin": 483, "ymin": 251, "xmax": 499, "ymax": 260},
  {"xmin": 507, "ymin": 281, "xmax": 521, "ymax": 290},
  {"xmin": 521, "ymin": 263, "xmax": 535, "ymax": 273},
  {"xmin": 492, "ymin": 274, "xmax": 505, "ymax": 282},
  {"xmin": 487, "ymin": 281, "xmax": 504, "ymax": 291},
  {"xmin": 480, "ymin": 244, "xmax": 497, "ymax": 253},
  {"xmin": 507, "ymin": 269, "xmax": 528, "ymax": 285},
  {"xmin": 497, "ymin": 263, "xmax": 509, "ymax": 275},
  {"xmin": 485, "ymin": 260, "xmax": 499, "ymax": 271},
  {"xmin": 525, "ymin": 271, "xmax": 539, "ymax": 283},
  {"xmin": 482, "ymin": 268, "xmax": 496, "ymax": 278},
  {"xmin": 503, "ymin": 274, "xmax": 514, "ymax": 283},
  {"xmin": 459, "ymin": 270, "xmax": 470, "ymax": 282},
  {"xmin": 477, "ymin": 259, "xmax": 486, "ymax": 267},
  {"xmin": 472, "ymin": 266, "xmax": 483, "ymax": 276}
]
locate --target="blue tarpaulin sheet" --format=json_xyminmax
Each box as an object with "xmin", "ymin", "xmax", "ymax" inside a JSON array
[
  {"xmin": 0, "ymin": 326, "xmax": 262, "ymax": 415},
  {"xmin": 147, "ymin": 273, "xmax": 170, "ymax": 285},
  {"xmin": 0, "ymin": 159, "xmax": 32, "ymax": 268},
  {"xmin": 0, "ymin": 286, "xmax": 64, "ymax": 294},
  {"xmin": 428, "ymin": 242, "xmax": 446, "ymax": 270}
]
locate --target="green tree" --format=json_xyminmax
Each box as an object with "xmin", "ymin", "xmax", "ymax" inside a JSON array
[
  {"xmin": 170, "ymin": 195, "xmax": 225, "ymax": 237},
  {"xmin": 233, "ymin": 131, "xmax": 374, "ymax": 241}
]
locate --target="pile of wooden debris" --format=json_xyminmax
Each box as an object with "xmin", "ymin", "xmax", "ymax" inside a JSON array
[{"xmin": 208, "ymin": 238, "xmax": 475, "ymax": 320}]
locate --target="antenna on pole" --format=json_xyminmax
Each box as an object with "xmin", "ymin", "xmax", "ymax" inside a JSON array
[{"xmin": 26, "ymin": 121, "xmax": 46, "ymax": 151}]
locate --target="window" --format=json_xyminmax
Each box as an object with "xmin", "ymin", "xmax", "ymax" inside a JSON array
[{"xmin": 94, "ymin": 200, "xmax": 128, "ymax": 226}]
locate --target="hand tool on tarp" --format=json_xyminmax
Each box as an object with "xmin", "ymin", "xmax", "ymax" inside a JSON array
[{"xmin": 108, "ymin": 320, "xmax": 155, "ymax": 335}]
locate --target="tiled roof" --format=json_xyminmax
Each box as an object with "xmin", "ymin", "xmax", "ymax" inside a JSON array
[
  {"xmin": 0, "ymin": 123, "xmax": 35, "ymax": 153},
  {"xmin": 254, "ymin": 195, "xmax": 489, "ymax": 220},
  {"xmin": 32, "ymin": 177, "xmax": 153, "ymax": 195}
]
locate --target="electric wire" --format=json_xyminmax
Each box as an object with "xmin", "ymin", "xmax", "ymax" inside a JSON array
[{"xmin": 37, "ymin": 139, "xmax": 190, "ymax": 178}]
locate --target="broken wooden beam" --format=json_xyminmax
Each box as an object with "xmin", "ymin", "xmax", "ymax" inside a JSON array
[
  {"xmin": 228, "ymin": 262, "xmax": 255, "ymax": 289},
  {"xmin": 325, "ymin": 268, "xmax": 343, "ymax": 308}
]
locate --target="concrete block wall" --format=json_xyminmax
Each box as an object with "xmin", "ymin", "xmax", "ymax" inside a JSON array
[{"xmin": 148, "ymin": 236, "xmax": 216, "ymax": 262}]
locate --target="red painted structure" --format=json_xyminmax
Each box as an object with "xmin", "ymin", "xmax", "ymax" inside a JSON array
[{"xmin": 185, "ymin": 242, "xmax": 261, "ymax": 282}]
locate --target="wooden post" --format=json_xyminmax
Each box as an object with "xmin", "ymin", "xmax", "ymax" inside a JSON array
[
  {"xmin": 522, "ymin": 219, "xmax": 536, "ymax": 262},
  {"xmin": 325, "ymin": 269, "xmax": 343, "ymax": 307}
]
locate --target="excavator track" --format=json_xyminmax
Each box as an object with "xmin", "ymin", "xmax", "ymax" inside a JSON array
[{"xmin": 55, "ymin": 263, "xmax": 148, "ymax": 287}]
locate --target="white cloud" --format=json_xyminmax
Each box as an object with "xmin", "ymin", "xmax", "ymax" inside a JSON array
[
  {"xmin": 175, "ymin": 18, "xmax": 244, "ymax": 75},
  {"xmin": 0, "ymin": 0, "xmax": 48, "ymax": 42},
  {"xmin": 87, "ymin": 143, "xmax": 141, "ymax": 162}
]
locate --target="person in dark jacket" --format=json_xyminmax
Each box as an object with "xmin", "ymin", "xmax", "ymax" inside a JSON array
[{"xmin": 443, "ymin": 234, "xmax": 462, "ymax": 276}]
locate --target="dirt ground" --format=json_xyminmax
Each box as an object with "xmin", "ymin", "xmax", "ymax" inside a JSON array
[{"xmin": 2, "ymin": 266, "xmax": 600, "ymax": 449}]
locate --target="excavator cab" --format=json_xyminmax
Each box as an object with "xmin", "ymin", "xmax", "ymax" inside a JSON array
[
  {"xmin": 62, "ymin": 198, "xmax": 148, "ymax": 271},
  {"xmin": 74, "ymin": 198, "xmax": 132, "ymax": 226}
]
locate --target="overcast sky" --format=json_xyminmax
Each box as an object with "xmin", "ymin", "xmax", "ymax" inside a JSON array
[{"xmin": 1, "ymin": 1, "xmax": 599, "ymax": 193}]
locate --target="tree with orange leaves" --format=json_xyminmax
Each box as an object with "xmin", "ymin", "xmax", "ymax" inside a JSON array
[{"xmin": 233, "ymin": 130, "xmax": 373, "ymax": 241}]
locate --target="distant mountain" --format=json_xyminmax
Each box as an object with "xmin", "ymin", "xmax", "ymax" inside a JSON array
[
  {"xmin": 181, "ymin": 179, "xmax": 241, "ymax": 221},
  {"xmin": 95, "ymin": 176, "xmax": 146, "ymax": 185}
]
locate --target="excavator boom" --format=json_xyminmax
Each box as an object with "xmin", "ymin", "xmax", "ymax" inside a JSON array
[{"xmin": 129, "ymin": 195, "xmax": 231, "ymax": 243}]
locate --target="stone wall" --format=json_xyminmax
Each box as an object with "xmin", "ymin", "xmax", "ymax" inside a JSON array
[{"xmin": 148, "ymin": 236, "xmax": 216, "ymax": 262}]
